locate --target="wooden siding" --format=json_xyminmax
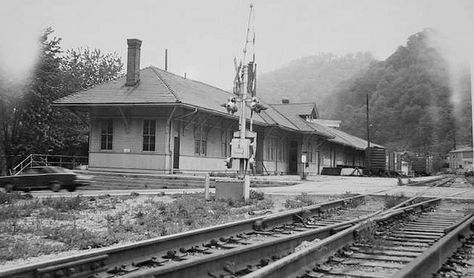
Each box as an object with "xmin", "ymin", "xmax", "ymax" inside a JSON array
[
  {"xmin": 87, "ymin": 107, "xmax": 368, "ymax": 174},
  {"xmin": 89, "ymin": 152, "xmax": 167, "ymax": 171}
]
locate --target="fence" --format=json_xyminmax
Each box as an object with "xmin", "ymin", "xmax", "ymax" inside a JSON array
[{"xmin": 11, "ymin": 154, "xmax": 88, "ymax": 175}]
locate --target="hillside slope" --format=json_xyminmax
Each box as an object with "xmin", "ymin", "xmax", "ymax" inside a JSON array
[
  {"xmin": 257, "ymin": 52, "xmax": 375, "ymax": 111},
  {"xmin": 328, "ymin": 29, "xmax": 471, "ymax": 153}
]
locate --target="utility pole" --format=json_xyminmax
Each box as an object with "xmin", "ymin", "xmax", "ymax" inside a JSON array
[
  {"xmin": 239, "ymin": 65, "xmax": 248, "ymax": 176},
  {"xmin": 471, "ymin": 61, "xmax": 474, "ymax": 168},
  {"xmin": 366, "ymin": 92, "xmax": 371, "ymax": 174},
  {"xmin": 165, "ymin": 49, "xmax": 168, "ymax": 71},
  {"xmin": 366, "ymin": 92, "xmax": 370, "ymax": 149}
]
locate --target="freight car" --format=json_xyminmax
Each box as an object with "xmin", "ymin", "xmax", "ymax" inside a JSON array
[
  {"xmin": 410, "ymin": 155, "xmax": 433, "ymax": 176},
  {"xmin": 366, "ymin": 148, "xmax": 432, "ymax": 177},
  {"xmin": 365, "ymin": 146, "xmax": 387, "ymax": 176}
]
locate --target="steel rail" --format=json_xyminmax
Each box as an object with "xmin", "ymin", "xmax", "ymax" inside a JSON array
[
  {"xmin": 128, "ymin": 210, "xmax": 383, "ymax": 278},
  {"xmin": 391, "ymin": 214, "xmax": 474, "ymax": 278},
  {"xmin": 0, "ymin": 195, "xmax": 365, "ymax": 278},
  {"xmin": 241, "ymin": 197, "xmax": 442, "ymax": 278}
]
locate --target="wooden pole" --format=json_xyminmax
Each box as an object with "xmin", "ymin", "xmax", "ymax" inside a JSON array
[
  {"xmin": 205, "ymin": 173, "xmax": 210, "ymax": 201},
  {"xmin": 165, "ymin": 49, "xmax": 168, "ymax": 71},
  {"xmin": 366, "ymin": 92, "xmax": 370, "ymax": 148},
  {"xmin": 471, "ymin": 62, "xmax": 474, "ymax": 168},
  {"xmin": 366, "ymin": 92, "xmax": 371, "ymax": 173}
]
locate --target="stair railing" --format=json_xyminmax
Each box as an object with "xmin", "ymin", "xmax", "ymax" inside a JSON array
[
  {"xmin": 11, "ymin": 154, "xmax": 89, "ymax": 175},
  {"xmin": 12, "ymin": 154, "xmax": 34, "ymax": 176}
]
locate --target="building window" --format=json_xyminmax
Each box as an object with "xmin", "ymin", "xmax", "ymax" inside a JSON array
[
  {"xmin": 269, "ymin": 137, "xmax": 277, "ymax": 161},
  {"xmin": 100, "ymin": 119, "xmax": 113, "ymax": 150},
  {"xmin": 143, "ymin": 119, "xmax": 156, "ymax": 151},
  {"xmin": 194, "ymin": 125, "xmax": 207, "ymax": 156},
  {"xmin": 194, "ymin": 126, "xmax": 201, "ymax": 154},
  {"xmin": 308, "ymin": 143, "xmax": 313, "ymax": 163},
  {"xmin": 270, "ymin": 138, "xmax": 274, "ymax": 161},
  {"xmin": 221, "ymin": 129, "xmax": 231, "ymax": 157}
]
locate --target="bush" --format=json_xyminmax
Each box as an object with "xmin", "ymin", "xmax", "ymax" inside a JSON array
[
  {"xmin": 41, "ymin": 195, "xmax": 89, "ymax": 211},
  {"xmin": 384, "ymin": 193, "xmax": 406, "ymax": 209},
  {"xmin": 43, "ymin": 225, "xmax": 117, "ymax": 249},
  {"xmin": 255, "ymin": 199, "xmax": 274, "ymax": 210},
  {"xmin": 0, "ymin": 237, "xmax": 67, "ymax": 261},
  {"xmin": 0, "ymin": 192, "xmax": 28, "ymax": 204},
  {"xmin": 249, "ymin": 190, "xmax": 265, "ymax": 200},
  {"xmin": 284, "ymin": 193, "xmax": 314, "ymax": 209}
]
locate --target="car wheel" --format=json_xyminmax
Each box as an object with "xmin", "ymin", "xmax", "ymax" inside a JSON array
[
  {"xmin": 4, "ymin": 183, "xmax": 13, "ymax": 193},
  {"xmin": 50, "ymin": 182, "xmax": 62, "ymax": 192},
  {"xmin": 66, "ymin": 185, "xmax": 76, "ymax": 192}
]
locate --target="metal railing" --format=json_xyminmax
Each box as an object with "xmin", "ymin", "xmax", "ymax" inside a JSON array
[{"xmin": 11, "ymin": 154, "xmax": 88, "ymax": 175}]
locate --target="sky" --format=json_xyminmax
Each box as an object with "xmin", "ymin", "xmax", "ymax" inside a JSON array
[{"xmin": 0, "ymin": 0, "xmax": 472, "ymax": 89}]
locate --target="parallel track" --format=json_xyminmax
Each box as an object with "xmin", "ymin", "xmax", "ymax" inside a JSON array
[
  {"xmin": 242, "ymin": 198, "xmax": 472, "ymax": 278},
  {"xmin": 1, "ymin": 195, "xmax": 367, "ymax": 278},
  {"xmin": 1, "ymin": 176, "xmax": 457, "ymax": 278}
]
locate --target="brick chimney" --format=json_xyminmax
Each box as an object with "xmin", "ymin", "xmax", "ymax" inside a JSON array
[{"xmin": 126, "ymin": 39, "xmax": 142, "ymax": 86}]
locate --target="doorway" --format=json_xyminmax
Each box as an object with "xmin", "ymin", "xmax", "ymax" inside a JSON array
[
  {"xmin": 289, "ymin": 140, "xmax": 298, "ymax": 174},
  {"xmin": 173, "ymin": 136, "xmax": 180, "ymax": 169}
]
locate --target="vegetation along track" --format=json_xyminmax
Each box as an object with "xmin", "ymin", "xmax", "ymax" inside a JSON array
[
  {"xmin": 242, "ymin": 198, "xmax": 474, "ymax": 278},
  {"xmin": 1, "ymin": 194, "xmax": 370, "ymax": 278}
]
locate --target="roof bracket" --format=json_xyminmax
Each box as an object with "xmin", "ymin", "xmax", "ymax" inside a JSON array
[
  {"xmin": 118, "ymin": 107, "xmax": 130, "ymax": 133},
  {"xmin": 278, "ymin": 132, "xmax": 288, "ymax": 143},
  {"xmin": 205, "ymin": 117, "xmax": 224, "ymax": 137}
]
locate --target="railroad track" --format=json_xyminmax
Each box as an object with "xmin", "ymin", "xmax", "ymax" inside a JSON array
[
  {"xmin": 1, "ymin": 195, "xmax": 442, "ymax": 278},
  {"xmin": 243, "ymin": 198, "xmax": 473, "ymax": 278},
  {"xmin": 404, "ymin": 175, "xmax": 455, "ymax": 187},
  {"xmin": 1, "ymin": 195, "xmax": 368, "ymax": 278}
]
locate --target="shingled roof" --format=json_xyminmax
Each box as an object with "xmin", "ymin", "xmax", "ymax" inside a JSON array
[
  {"xmin": 269, "ymin": 102, "xmax": 383, "ymax": 150},
  {"xmin": 54, "ymin": 67, "xmax": 333, "ymax": 138}
]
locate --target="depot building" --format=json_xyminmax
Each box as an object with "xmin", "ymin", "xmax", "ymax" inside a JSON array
[{"xmin": 54, "ymin": 39, "xmax": 381, "ymax": 175}]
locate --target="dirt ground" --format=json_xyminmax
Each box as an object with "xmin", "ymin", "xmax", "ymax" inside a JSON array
[{"xmin": 0, "ymin": 191, "xmax": 379, "ymax": 270}]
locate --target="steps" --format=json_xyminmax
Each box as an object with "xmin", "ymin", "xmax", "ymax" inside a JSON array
[
  {"xmin": 77, "ymin": 170, "xmax": 299, "ymax": 190},
  {"xmin": 81, "ymin": 171, "xmax": 210, "ymax": 190}
]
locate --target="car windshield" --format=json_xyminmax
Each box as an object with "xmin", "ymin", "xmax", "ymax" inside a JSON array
[
  {"xmin": 23, "ymin": 166, "xmax": 73, "ymax": 174},
  {"xmin": 22, "ymin": 168, "xmax": 41, "ymax": 175}
]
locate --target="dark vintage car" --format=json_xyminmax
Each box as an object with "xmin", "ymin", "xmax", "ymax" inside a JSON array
[{"xmin": 0, "ymin": 166, "xmax": 93, "ymax": 192}]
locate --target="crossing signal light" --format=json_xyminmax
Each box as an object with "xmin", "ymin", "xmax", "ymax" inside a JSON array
[
  {"xmin": 221, "ymin": 97, "xmax": 238, "ymax": 114},
  {"xmin": 250, "ymin": 97, "xmax": 267, "ymax": 113}
]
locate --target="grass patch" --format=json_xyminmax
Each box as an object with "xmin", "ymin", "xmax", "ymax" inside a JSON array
[
  {"xmin": 0, "ymin": 191, "xmax": 274, "ymax": 264},
  {"xmin": 284, "ymin": 193, "xmax": 314, "ymax": 209},
  {"xmin": 0, "ymin": 192, "xmax": 33, "ymax": 204},
  {"xmin": 383, "ymin": 193, "xmax": 406, "ymax": 209},
  {"xmin": 42, "ymin": 195, "xmax": 89, "ymax": 212}
]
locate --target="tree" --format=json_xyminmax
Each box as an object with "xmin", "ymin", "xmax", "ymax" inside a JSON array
[
  {"xmin": 329, "ymin": 29, "xmax": 471, "ymax": 155},
  {"xmin": 0, "ymin": 75, "xmax": 26, "ymax": 174},
  {"xmin": 56, "ymin": 47, "xmax": 123, "ymax": 156},
  {"xmin": 61, "ymin": 47, "xmax": 123, "ymax": 93},
  {"xmin": 0, "ymin": 27, "xmax": 123, "ymax": 174}
]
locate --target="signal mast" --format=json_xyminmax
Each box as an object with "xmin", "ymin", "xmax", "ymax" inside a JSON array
[{"xmin": 222, "ymin": 3, "xmax": 266, "ymax": 200}]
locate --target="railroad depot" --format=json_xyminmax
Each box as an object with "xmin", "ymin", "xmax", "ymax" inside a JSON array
[{"xmin": 54, "ymin": 39, "xmax": 382, "ymax": 175}]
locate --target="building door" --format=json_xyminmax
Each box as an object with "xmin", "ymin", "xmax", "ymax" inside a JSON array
[
  {"xmin": 315, "ymin": 151, "xmax": 320, "ymax": 174},
  {"xmin": 289, "ymin": 140, "xmax": 298, "ymax": 174},
  {"xmin": 330, "ymin": 147, "xmax": 336, "ymax": 167},
  {"xmin": 173, "ymin": 136, "xmax": 180, "ymax": 169}
]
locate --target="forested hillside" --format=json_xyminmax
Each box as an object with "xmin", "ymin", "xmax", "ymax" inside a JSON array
[
  {"xmin": 258, "ymin": 29, "xmax": 472, "ymax": 154},
  {"xmin": 328, "ymin": 30, "xmax": 471, "ymax": 153},
  {"xmin": 257, "ymin": 52, "xmax": 376, "ymax": 110}
]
